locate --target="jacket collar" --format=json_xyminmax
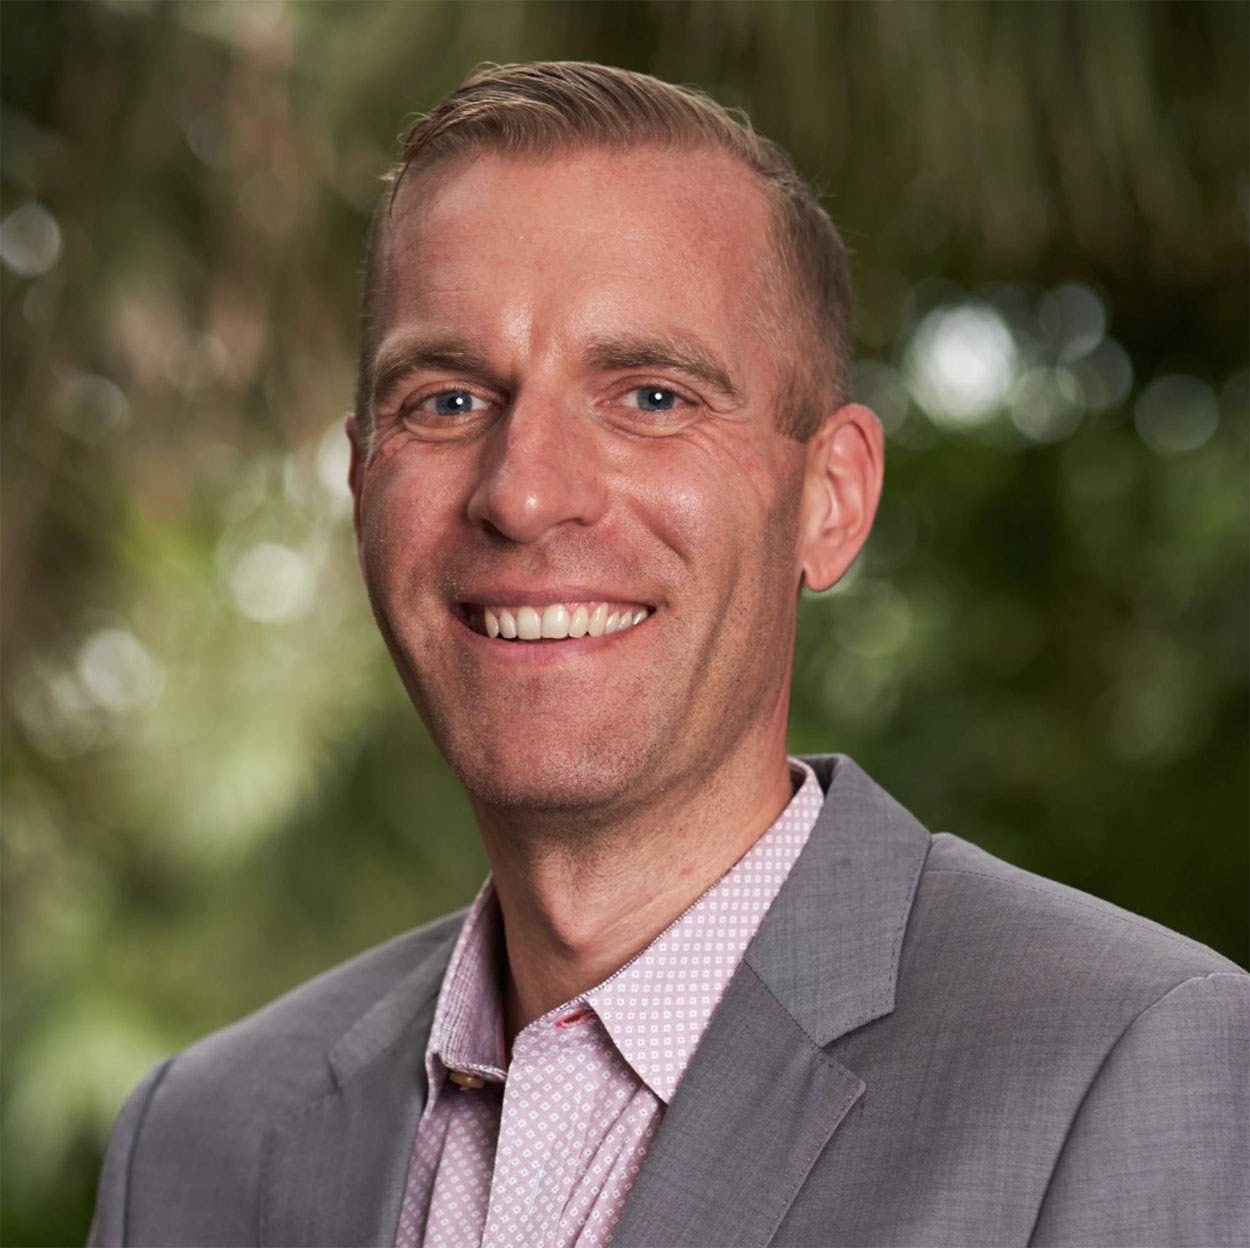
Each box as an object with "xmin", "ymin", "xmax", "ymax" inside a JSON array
[
  {"xmin": 611, "ymin": 753, "xmax": 932, "ymax": 1248},
  {"xmin": 745, "ymin": 752, "xmax": 931, "ymax": 1046}
]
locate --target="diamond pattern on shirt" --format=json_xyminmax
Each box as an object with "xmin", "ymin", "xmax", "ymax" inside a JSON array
[{"xmin": 395, "ymin": 760, "xmax": 824, "ymax": 1248}]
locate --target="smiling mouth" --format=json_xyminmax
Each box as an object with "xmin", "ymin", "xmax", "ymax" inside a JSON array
[{"xmin": 461, "ymin": 601, "xmax": 652, "ymax": 641}]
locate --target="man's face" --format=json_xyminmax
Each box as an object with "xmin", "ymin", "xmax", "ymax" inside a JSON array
[{"xmin": 352, "ymin": 146, "xmax": 821, "ymax": 818}]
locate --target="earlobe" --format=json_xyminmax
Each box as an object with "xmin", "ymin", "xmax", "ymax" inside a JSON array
[{"xmin": 798, "ymin": 403, "xmax": 885, "ymax": 593}]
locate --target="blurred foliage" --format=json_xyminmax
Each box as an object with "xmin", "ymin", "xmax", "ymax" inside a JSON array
[{"xmin": 1, "ymin": 2, "xmax": 1246, "ymax": 1243}]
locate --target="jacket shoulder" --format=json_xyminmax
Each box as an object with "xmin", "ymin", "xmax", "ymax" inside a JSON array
[
  {"xmin": 914, "ymin": 832, "xmax": 1244, "ymax": 1008},
  {"xmin": 90, "ymin": 911, "xmax": 464, "ymax": 1245},
  {"xmin": 160, "ymin": 908, "xmax": 464, "ymax": 1117},
  {"xmin": 812, "ymin": 822, "xmax": 1247, "ymax": 1247}
]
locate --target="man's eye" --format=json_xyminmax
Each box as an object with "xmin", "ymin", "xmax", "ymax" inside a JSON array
[
  {"xmin": 418, "ymin": 390, "xmax": 487, "ymax": 417},
  {"xmin": 630, "ymin": 387, "xmax": 680, "ymax": 412}
]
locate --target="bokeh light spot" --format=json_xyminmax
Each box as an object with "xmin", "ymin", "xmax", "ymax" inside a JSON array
[
  {"xmin": 53, "ymin": 375, "xmax": 130, "ymax": 443},
  {"xmin": 833, "ymin": 580, "xmax": 913, "ymax": 658},
  {"xmin": 1038, "ymin": 282, "xmax": 1107, "ymax": 362},
  {"xmin": 12, "ymin": 661, "xmax": 101, "ymax": 757},
  {"xmin": 1009, "ymin": 366, "xmax": 1084, "ymax": 443},
  {"xmin": 1134, "ymin": 375, "xmax": 1219, "ymax": 454},
  {"xmin": 77, "ymin": 629, "xmax": 165, "ymax": 715},
  {"xmin": 904, "ymin": 302, "xmax": 1019, "ymax": 429},
  {"xmin": 227, "ymin": 542, "xmax": 315, "ymax": 623},
  {"xmin": 1069, "ymin": 337, "xmax": 1134, "ymax": 411},
  {"xmin": 163, "ymin": 332, "xmax": 232, "ymax": 395},
  {"xmin": 316, "ymin": 419, "xmax": 353, "ymax": 512},
  {"xmin": 0, "ymin": 203, "xmax": 62, "ymax": 277}
]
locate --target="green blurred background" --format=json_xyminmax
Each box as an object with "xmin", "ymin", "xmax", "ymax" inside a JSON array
[{"xmin": 1, "ymin": 2, "xmax": 1246, "ymax": 1243}]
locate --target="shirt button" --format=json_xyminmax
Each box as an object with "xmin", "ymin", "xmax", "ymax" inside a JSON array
[{"xmin": 448, "ymin": 1070, "xmax": 485, "ymax": 1090}]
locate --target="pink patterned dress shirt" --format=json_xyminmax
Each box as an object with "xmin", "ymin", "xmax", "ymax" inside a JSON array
[{"xmin": 395, "ymin": 760, "xmax": 825, "ymax": 1248}]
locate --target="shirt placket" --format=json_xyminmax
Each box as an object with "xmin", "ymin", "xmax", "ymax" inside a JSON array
[
  {"xmin": 418, "ymin": 1078, "xmax": 503, "ymax": 1248},
  {"xmin": 480, "ymin": 1010, "xmax": 602, "ymax": 1248}
]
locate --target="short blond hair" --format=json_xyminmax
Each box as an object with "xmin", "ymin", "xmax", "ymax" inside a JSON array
[{"xmin": 356, "ymin": 61, "xmax": 852, "ymax": 441}]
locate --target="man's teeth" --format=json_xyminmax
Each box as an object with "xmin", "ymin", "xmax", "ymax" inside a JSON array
[
  {"xmin": 479, "ymin": 603, "xmax": 650, "ymax": 641},
  {"xmin": 518, "ymin": 606, "xmax": 542, "ymax": 640}
]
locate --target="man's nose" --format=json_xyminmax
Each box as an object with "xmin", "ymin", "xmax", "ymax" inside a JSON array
[{"xmin": 466, "ymin": 394, "xmax": 608, "ymax": 542}]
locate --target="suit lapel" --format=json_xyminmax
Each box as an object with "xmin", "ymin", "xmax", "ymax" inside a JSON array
[
  {"xmin": 746, "ymin": 754, "xmax": 932, "ymax": 1047},
  {"xmin": 613, "ymin": 755, "xmax": 931, "ymax": 1248},
  {"xmin": 259, "ymin": 928, "xmax": 457, "ymax": 1247},
  {"xmin": 610, "ymin": 962, "xmax": 865, "ymax": 1248}
]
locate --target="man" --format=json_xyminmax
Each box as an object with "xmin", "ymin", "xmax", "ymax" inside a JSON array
[{"xmin": 90, "ymin": 62, "xmax": 1247, "ymax": 1248}]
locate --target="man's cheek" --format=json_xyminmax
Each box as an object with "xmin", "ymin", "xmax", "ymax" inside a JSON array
[
  {"xmin": 364, "ymin": 473, "xmax": 434, "ymax": 569},
  {"xmin": 631, "ymin": 467, "xmax": 726, "ymax": 571}
]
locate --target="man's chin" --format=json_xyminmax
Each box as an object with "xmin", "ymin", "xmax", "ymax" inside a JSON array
[{"xmin": 444, "ymin": 737, "xmax": 654, "ymax": 823}]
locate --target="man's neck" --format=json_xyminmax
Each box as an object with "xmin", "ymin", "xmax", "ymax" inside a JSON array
[{"xmin": 474, "ymin": 746, "xmax": 797, "ymax": 1043}]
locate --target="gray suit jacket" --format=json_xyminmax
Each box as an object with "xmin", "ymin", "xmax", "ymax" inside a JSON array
[{"xmin": 89, "ymin": 755, "xmax": 1249, "ymax": 1247}]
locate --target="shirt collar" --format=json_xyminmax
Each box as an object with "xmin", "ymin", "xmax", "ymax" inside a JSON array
[
  {"xmin": 585, "ymin": 759, "xmax": 823, "ymax": 1101},
  {"xmin": 424, "ymin": 878, "xmax": 507, "ymax": 1090},
  {"xmin": 424, "ymin": 759, "xmax": 825, "ymax": 1104}
]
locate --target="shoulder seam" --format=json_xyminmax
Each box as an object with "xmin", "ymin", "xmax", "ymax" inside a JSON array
[
  {"xmin": 924, "ymin": 866, "xmax": 1237, "ymax": 966},
  {"xmin": 122, "ymin": 1054, "xmax": 177, "ymax": 1246},
  {"xmin": 1025, "ymin": 971, "xmax": 1244, "ymax": 1244}
]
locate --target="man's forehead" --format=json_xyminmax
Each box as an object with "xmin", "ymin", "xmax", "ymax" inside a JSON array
[{"xmin": 381, "ymin": 143, "xmax": 777, "ymax": 270}]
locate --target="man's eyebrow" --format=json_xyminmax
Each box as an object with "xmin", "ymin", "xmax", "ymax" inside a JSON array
[
  {"xmin": 370, "ymin": 337, "xmax": 495, "ymax": 409},
  {"xmin": 583, "ymin": 332, "xmax": 744, "ymax": 404},
  {"xmin": 369, "ymin": 331, "xmax": 746, "ymax": 409}
]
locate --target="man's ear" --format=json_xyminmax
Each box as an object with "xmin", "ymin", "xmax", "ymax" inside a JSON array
[
  {"xmin": 797, "ymin": 403, "xmax": 885, "ymax": 592},
  {"xmin": 345, "ymin": 412, "xmax": 367, "ymax": 565}
]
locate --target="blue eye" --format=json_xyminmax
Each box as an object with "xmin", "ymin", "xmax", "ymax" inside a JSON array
[
  {"xmin": 634, "ymin": 387, "xmax": 679, "ymax": 411},
  {"xmin": 426, "ymin": 390, "xmax": 480, "ymax": 416}
]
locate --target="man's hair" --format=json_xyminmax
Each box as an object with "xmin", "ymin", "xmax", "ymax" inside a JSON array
[{"xmin": 356, "ymin": 61, "xmax": 852, "ymax": 442}]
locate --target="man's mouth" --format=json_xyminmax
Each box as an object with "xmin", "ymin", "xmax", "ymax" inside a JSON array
[{"xmin": 461, "ymin": 601, "xmax": 652, "ymax": 641}]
